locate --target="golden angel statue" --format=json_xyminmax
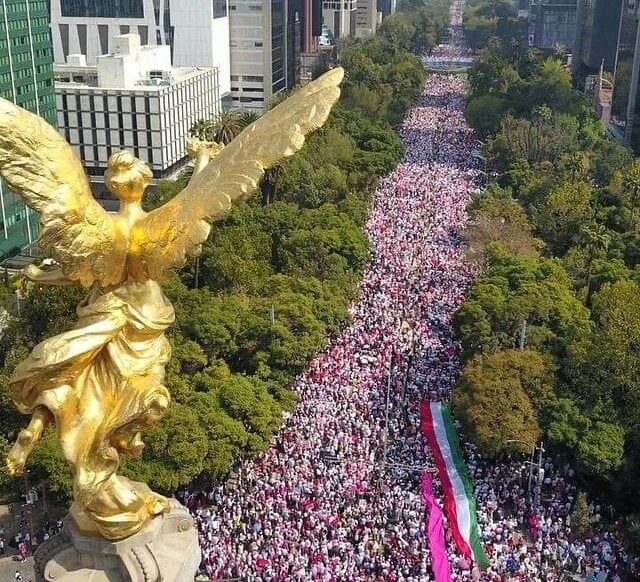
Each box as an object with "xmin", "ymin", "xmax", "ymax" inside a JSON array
[{"xmin": 0, "ymin": 67, "xmax": 343, "ymax": 541}]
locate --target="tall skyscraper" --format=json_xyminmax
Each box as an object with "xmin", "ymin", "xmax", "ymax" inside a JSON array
[
  {"xmin": 0, "ymin": 0, "xmax": 56, "ymax": 259},
  {"xmin": 573, "ymin": 0, "xmax": 623, "ymax": 82},
  {"xmin": 49, "ymin": 0, "xmax": 231, "ymax": 96},
  {"xmin": 301, "ymin": 0, "xmax": 320, "ymax": 53},
  {"xmin": 528, "ymin": 0, "xmax": 577, "ymax": 50},
  {"xmin": 377, "ymin": 0, "xmax": 395, "ymax": 17},
  {"xmin": 228, "ymin": 0, "xmax": 289, "ymax": 111},
  {"xmin": 610, "ymin": 0, "xmax": 640, "ymax": 148}
]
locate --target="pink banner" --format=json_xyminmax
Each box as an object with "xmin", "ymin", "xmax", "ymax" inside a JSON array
[{"xmin": 421, "ymin": 472, "xmax": 453, "ymax": 582}]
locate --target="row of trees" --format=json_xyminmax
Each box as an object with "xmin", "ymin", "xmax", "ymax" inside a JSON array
[
  {"xmin": 455, "ymin": 22, "xmax": 640, "ymax": 511},
  {"xmin": 0, "ymin": 2, "xmax": 451, "ymax": 500}
]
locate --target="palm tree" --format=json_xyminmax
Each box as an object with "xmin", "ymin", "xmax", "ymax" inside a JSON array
[
  {"xmin": 578, "ymin": 222, "xmax": 611, "ymax": 306},
  {"xmin": 623, "ymin": 159, "xmax": 640, "ymax": 232},
  {"xmin": 267, "ymin": 90, "xmax": 290, "ymax": 110},
  {"xmin": 211, "ymin": 109, "xmax": 245, "ymax": 145},
  {"xmin": 190, "ymin": 118, "xmax": 215, "ymax": 141},
  {"xmin": 238, "ymin": 110, "xmax": 261, "ymax": 130}
]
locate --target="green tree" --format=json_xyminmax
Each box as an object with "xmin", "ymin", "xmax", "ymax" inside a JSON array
[
  {"xmin": 454, "ymin": 247, "xmax": 591, "ymax": 364},
  {"xmin": 544, "ymin": 397, "xmax": 589, "ymax": 449},
  {"xmin": 454, "ymin": 349, "xmax": 546, "ymax": 455},
  {"xmin": 584, "ymin": 280, "xmax": 640, "ymax": 425},
  {"xmin": 576, "ymin": 222, "xmax": 611, "ymax": 304},
  {"xmin": 591, "ymin": 140, "xmax": 633, "ymax": 186},
  {"xmin": 142, "ymin": 174, "xmax": 188, "ymax": 211},
  {"xmin": 571, "ymin": 491, "xmax": 592, "ymax": 538},
  {"xmin": 491, "ymin": 111, "xmax": 582, "ymax": 169},
  {"xmin": 620, "ymin": 159, "xmax": 640, "ymax": 231},
  {"xmin": 532, "ymin": 181, "xmax": 594, "ymax": 255},
  {"xmin": 191, "ymin": 109, "xmax": 246, "ymax": 145},
  {"xmin": 466, "ymin": 94, "xmax": 505, "ymax": 137},
  {"xmin": 467, "ymin": 183, "xmax": 543, "ymax": 259},
  {"xmin": 123, "ymin": 403, "xmax": 209, "ymax": 491},
  {"xmin": 576, "ymin": 421, "xmax": 625, "ymax": 477},
  {"xmin": 527, "ymin": 58, "xmax": 573, "ymax": 111}
]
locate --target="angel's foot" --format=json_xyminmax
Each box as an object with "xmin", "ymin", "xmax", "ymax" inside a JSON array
[
  {"xmin": 6, "ymin": 429, "xmax": 37, "ymax": 475},
  {"xmin": 7, "ymin": 408, "xmax": 50, "ymax": 475}
]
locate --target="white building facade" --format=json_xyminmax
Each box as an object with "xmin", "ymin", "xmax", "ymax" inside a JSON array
[
  {"xmin": 55, "ymin": 34, "xmax": 222, "ymax": 181},
  {"xmin": 322, "ymin": 0, "xmax": 356, "ymax": 38},
  {"xmin": 49, "ymin": 0, "xmax": 231, "ymax": 95}
]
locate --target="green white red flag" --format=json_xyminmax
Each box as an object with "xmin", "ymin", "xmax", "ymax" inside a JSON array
[{"xmin": 420, "ymin": 401, "xmax": 489, "ymax": 569}]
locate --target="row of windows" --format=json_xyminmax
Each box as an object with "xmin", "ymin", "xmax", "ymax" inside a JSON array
[
  {"xmin": 63, "ymin": 127, "xmax": 164, "ymax": 149},
  {"xmin": 56, "ymin": 78, "xmax": 218, "ymax": 114},
  {"xmin": 0, "ymin": 0, "xmax": 49, "ymax": 18},
  {"xmin": 6, "ymin": 67, "xmax": 33, "ymax": 81},
  {"xmin": 5, "ymin": 46, "xmax": 42, "ymax": 65},
  {"xmin": 231, "ymin": 94, "xmax": 264, "ymax": 104},
  {"xmin": 1, "ymin": 21, "xmax": 49, "ymax": 37},
  {"xmin": 60, "ymin": 0, "xmax": 145, "ymax": 19},
  {"xmin": 322, "ymin": 1, "xmax": 356, "ymax": 8},
  {"xmin": 230, "ymin": 74, "xmax": 264, "ymax": 82},
  {"xmin": 0, "ymin": 15, "xmax": 49, "ymax": 30},
  {"xmin": 229, "ymin": 4, "xmax": 263, "ymax": 11},
  {"xmin": 230, "ymin": 40, "xmax": 263, "ymax": 48},
  {"xmin": 57, "ymin": 79, "xmax": 220, "ymax": 170}
]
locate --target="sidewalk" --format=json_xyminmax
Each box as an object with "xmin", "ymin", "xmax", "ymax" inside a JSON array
[{"xmin": 0, "ymin": 556, "xmax": 34, "ymax": 581}]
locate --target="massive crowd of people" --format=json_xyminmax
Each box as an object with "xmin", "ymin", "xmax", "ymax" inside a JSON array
[{"xmin": 183, "ymin": 2, "xmax": 636, "ymax": 581}]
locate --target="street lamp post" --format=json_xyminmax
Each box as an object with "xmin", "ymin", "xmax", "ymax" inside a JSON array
[
  {"xmin": 504, "ymin": 439, "xmax": 536, "ymax": 494},
  {"xmin": 381, "ymin": 319, "xmax": 415, "ymax": 478},
  {"xmin": 381, "ymin": 345, "xmax": 395, "ymax": 473},
  {"xmin": 535, "ymin": 442, "xmax": 545, "ymax": 506},
  {"xmin": 398, "ymin": 320, "xmax": 415, "ymax": 404}
]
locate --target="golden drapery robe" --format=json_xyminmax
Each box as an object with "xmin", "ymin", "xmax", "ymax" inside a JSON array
[{"xmin": 10, "ymin": 280, "xmax": 174, "ymax": 540}]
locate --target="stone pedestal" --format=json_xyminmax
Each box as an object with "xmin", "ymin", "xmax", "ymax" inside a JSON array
[{"xmin": 34, "ymin": 500, "xmax": 200, "ymax": 582}]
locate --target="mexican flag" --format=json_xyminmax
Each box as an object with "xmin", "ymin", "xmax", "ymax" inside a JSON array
[{"xmin": 420, "ymin": 401, "xmax": 490, "ymax": 569}]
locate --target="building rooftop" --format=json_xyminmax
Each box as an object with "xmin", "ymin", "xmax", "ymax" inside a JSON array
[{"xmin": 54, "ymin": 33, "xmax": 214, "ymax": 91}]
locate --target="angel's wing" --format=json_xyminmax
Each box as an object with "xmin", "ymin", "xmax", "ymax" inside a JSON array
[
  {"xmin": 128, "ymin": 67, "xmax": 344, "ymax": 281},
  {"xmin": 0, "ymin": 98, "xmax": 127, "ymax": 287}
]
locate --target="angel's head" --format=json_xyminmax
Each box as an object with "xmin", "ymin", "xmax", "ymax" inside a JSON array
[{"xmin": 105, "ymin": 150, "xmax": 153, "ymax": 204}]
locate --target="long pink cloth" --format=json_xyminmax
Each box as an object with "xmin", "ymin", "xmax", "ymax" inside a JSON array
[{"xmin": 422, "ymin": 472, "xmax": 453, "ymax": 582}]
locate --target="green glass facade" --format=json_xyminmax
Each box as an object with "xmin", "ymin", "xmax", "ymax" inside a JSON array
[{"xmin": 0, "ymin": 0, "xmax": 56, "ymax": 259}]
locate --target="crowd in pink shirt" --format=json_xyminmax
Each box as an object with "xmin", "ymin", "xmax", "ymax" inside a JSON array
[{"xmin": 180, "ymin": 2, "xmax": 636, "ymax": 580}]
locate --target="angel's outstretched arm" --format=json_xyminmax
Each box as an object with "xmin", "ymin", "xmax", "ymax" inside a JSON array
[
  {"xmin": 24, "ymin": 264, "xmax": 73, "ymax": 286},
  {"xmin": 186, "ymin": 137, "xmax": 224, "ymax": 183}
]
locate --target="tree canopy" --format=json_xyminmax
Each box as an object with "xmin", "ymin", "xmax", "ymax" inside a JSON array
[{"xmin": 458, "ymin": 20, "xmax": 640, "ymax": 505}]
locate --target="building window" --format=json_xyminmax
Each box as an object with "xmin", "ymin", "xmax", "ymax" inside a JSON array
[
  {"xmin": 213, "ymin": 0, "xmax": 227, "ymax": 19},
  {"xmin": 59, "ymin": 0, "xmax": 145, "ymax": 18}
]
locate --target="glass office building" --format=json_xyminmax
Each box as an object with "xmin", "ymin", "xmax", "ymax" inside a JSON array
[{"xmin": 0, "ymin": 0, "xmax": 56, "ymax": 260}]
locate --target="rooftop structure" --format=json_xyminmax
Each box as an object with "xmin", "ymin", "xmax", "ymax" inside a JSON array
[
  {"xmin": 55, "ymin": 33, "xmax": 222, "ymax": 183},
  {"xmin": 49, "ymin": 0, "xmax": 232, "ymax": 97}
]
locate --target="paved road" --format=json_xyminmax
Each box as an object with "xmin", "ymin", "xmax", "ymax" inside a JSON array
[{"xmin": 0, "ymin": 557, "xmax": 35, "ymax": 581}]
